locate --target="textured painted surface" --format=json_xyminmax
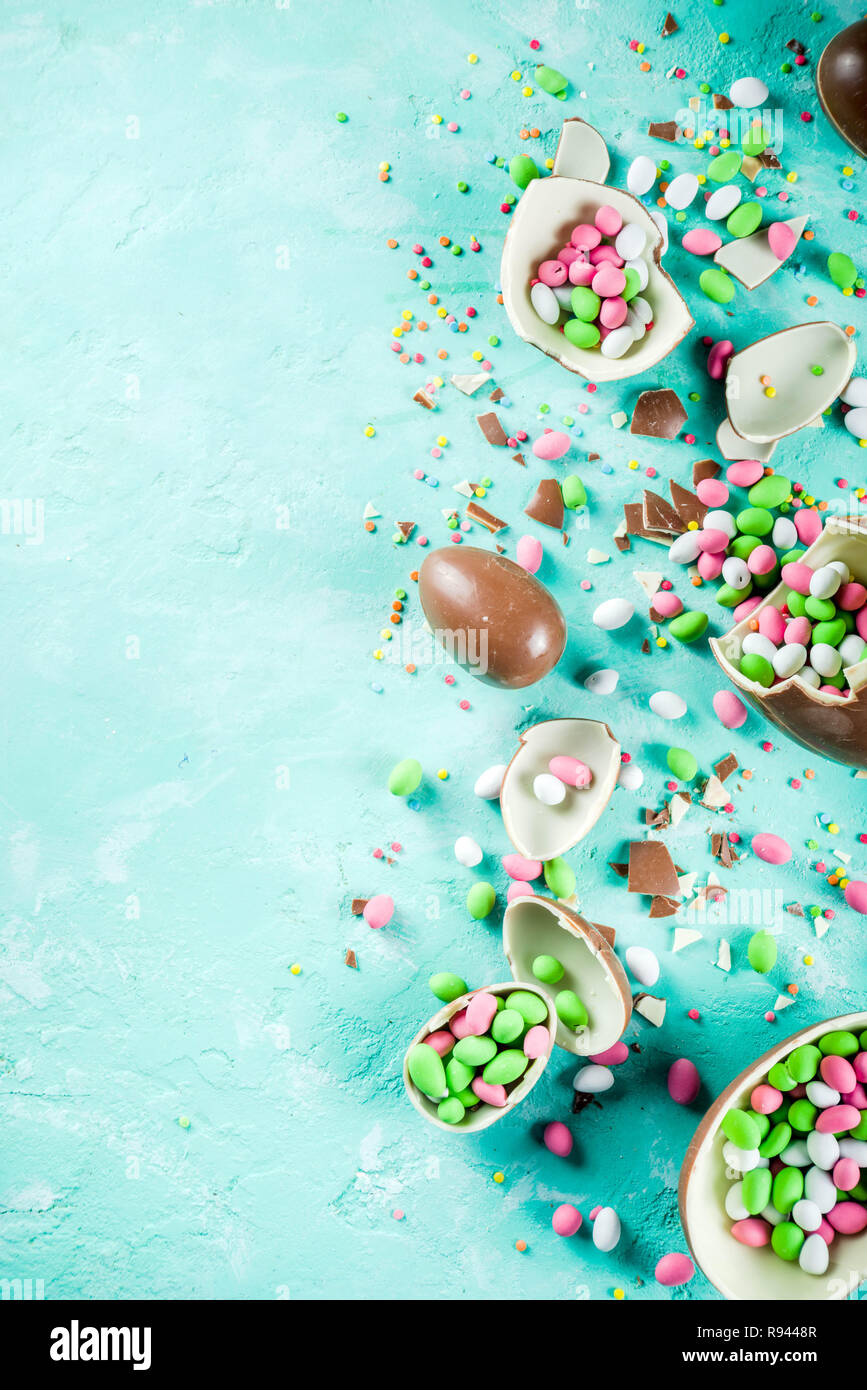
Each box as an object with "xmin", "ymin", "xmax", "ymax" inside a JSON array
[{"xmin": 1, "ymin": 0, "xmax": 865, "ymax": 1301}]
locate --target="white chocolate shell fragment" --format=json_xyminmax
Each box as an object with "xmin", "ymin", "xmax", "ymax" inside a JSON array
[
  {"xmin": 713, "ymin": 216, "xmax": 807, "ymax": 289},
  {"xmin": 724, "ymin": 321, "xmax": 856, "ymax": 444},
  {"xmin": 500, "ymin": 718, "xmax": 621, "ymax": 861}
]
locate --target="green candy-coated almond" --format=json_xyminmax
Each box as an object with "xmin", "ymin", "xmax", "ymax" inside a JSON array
[
  {"xmin": 544, "ymin": 856, "xmax": 575, "ymax": 898},
  {"xmin": 509, "ymin": 154, "xmax": 540, "ymax": 190},
  {"xmin": 759, "ymin": 1121, "xmax": 792, "ymax": 1158},
  {"xmin": 742, "ymin": 1166, "xmax": 772, "ymax": 1215},
  {"xmin": 778, "ymin": 548, "xmax": 805, "ymax": 566},
  {"xmin": 729, "ymin": 534, "xmax": 761, "ymax": 560},
  {"xmin": 851, "ymin": 1112, "xmax": 867, "ymax": 1141},
  {"xmin": 753, "ymin": 568, "xmax": 779, "ymax": 591},
  {"xmin": 861, "ymin": 1029, "xmax": 867, "ymax": 1049},
  {"xmin": 722, "ymin": 1108, "xmax": 761, "ymax": 1149},
  {"xmin": 482, "ymin": 1048, "xmax": 528, "ymax": 1086},
  {"xmin": 727, "ymin": 201, "xmax": 763, "ymax": 237},
  {"xmin": 666, "ymin": 746, "xmax": 698, "ymax": 780},
  {"xmin": 491, "ymin": 1008, "xmax": 524, "ymax": 1045},
  {"xmin": 622, "ymin": 267, "xmax": 641, "ymax": 301},
  {"xmin": 562, "ymin": 474, "xmax": 587, "ymax": 509},
  {"xmin": 819, "ymin": 1029, "xmax": 859, "ymax": 1056},
  {"xmin": 812, "ymin": 619, "xmax": 846, "ymax": 647},
  {"xmin": 570, "ymin": 286, "xmax": 601, "ymax": 321},
  {"xmin": 506, "ymin": 989, "xmax": 548, "ymax": 1027},
  {"xmin": 772, "ymin": 1166, "xmax": 804, "ymax": 1215},
  {"xmin": 467, "ymin": 882, "xmax": 496, "ymax": 919},
  {"xmin": 748, "ymin": 1110, "xmax": 771, "ymax": 1141},
  {"xmin": 700, "ymin": 267, "xmax": 735, "ymax": 304},
  {"xmin": 748, "ymin": 474, "xmax": 791, "ymax": 509},
  {"xmin": 742, "ymin": 125, "xmax": 768, "ymax": 157},
  {"xmin": 788, "ymin": 1044, "xmax": 822, "ymax": 1083},
  {"xmin": 388, "ymin": 757, "xmax": 422, "ymax": 795},
  {"xmin": 453, "ymin": 1034, "xmax": 497, "ymax": 1067},
  {"xmin": 563, "ymin": 317, "xmax": 601, "ymax": 349},
  {"xmin": 748, "ymin": 929, "xmax": 777, "ymax": 973},
  {"xmin": 786, "ymin": 591, "xmax": 808, "ymax": 618},
  {"xmin": 446, "ymin": 1057, "xmax": 475, "ymax": 1094},
  {"xmin": 736, "ymin": 506, "xmax": 774, "ymax": 537},
  {"xmin": 408, "ymin": 1043, "xmax": 447, "ymax": 1098},
  {"xmin": 768, "ymin": 1062, "xmax": 797, "ymax": 1092},
  {"xmin": 740, "ymin": 653, "xmax": 774, "ymax": 688},
  {"xmin": 532, "ymin": 954, "xmax": 564, "ymax": 984},
  {"xmin": 828, "ymin": 250, "xmax": 857, "ymax": 289},
  {"xmin": 708, "ymin": 150, "xmax": 742, "ymax": 182},
  {"xmin": 669, "ymin": 610, "xmax": 708, "ymax": 643},
  {"xmin": 805, "ymin": 596, "xmax": 836, "ymax": 622},
  {"xmin": 719, "ymin": 581, "xmax": 752, "ymax": 607},
  {"xmin": 535, "ymin": 63, "xmax": 567, "ymax": 95},
  {"xmin": 822, "ymin": 670, "xmax": 846, "ymax": 689},
  {"xmin": 771, "ymin": 1222, "xmax": 805, "ymax": 1262},
  {"xmin": 452, "ymin": 1086, "xmax": 478, "ymax": 1109},
  {"xmin": 429, "ymin": 971, "xmax": 468, "ymax": 1003},
  {"xmin": 555, "ymin": 989, "xmax": 588, "ymax": 1029},
  {"xmin": 788, "ymin": 1098, "xmax": 818, "ymax": 1132},
  {"xmin": 437, "ymin": 1096, "xmax": 465, "ymax": 1124}
]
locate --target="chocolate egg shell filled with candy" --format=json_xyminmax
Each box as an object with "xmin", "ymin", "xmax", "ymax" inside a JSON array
[
  {"xmin": 679, "ymin": 1012, "xmax": 867, "ymax": 1301},
  {"xmin": 418, "ymin": 546, "xmax": 567, "ymax": 689},
  {"xmin": 711, "ymin": 516, "xmax": 867, "ymax": 768},
  {"xmin": 499, "ymin": 718, "xmax": 621, "ymax": 860},
  {"xmin": 817, "ymin": 17, "xmax": 867, "ymax": 160}
]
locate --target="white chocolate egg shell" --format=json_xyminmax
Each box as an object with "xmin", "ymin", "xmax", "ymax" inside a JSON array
[
  {"xmin": 724, "ymin": 321, "xmax": 856, "ymax": 444},
  {"xmin": 711, "ymin": 515, "xmax": 867, "ymax": 768},
  {"xmin": 500, "ymin": 717, "xmax": 621, "ymax": 861},
  {"xmin": 403, "ymin": 981, "xmax": 556, "ymax": 1135},
  {"xmin": 500, "ymin": 118, "xmax": 694, "ymax": 383},
  {"xmin": 679, "ymin": 1012, "xmax": 867, "ymax": 1301},
  {"xmin": 503, "ymin": 895, "xmax": 632, "ymax": 1056}
]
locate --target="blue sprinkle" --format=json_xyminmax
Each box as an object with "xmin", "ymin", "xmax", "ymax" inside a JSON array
[
  {"xmin": 425, "ymin": 476, "xmax": 439, "ymax": 487},
  {"xmin": 500, "ymin": 396, "xmax": 512, "ymax": 407},
  {"xmin": 484, "ymin": 152, "xmax": 496, "ymax": 163},
  {"xmin": 842, "ymin": 179, "xmax": 855, "ymax": 191},
  {"xmin": 407, "ymin": 798, "xmax": 421, "ymax": 812},
  {"xmin": 370, "ymin": 682, "xmax": 383, "ymax": 693},
  {"xmin": 601, "ymin": 463, "xmax": 614, "ymax": 474},
  {"xmin": 449, "ymin": 322, "xmax": 458, "ymax": 332}
]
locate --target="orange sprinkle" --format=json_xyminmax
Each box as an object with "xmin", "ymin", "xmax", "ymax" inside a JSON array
[
  {"xmin": 392, "ymin": 600, "xmax": 403, "ymax": 612},
  {"xmin": 657, "ymin": 196, "xmax": 667, "ymax": 208},
  {"xmin": 658, "ymin": 180, "xmax": 669, "ymax": 192},
  {"xmin": 748, "ymin": 618, "xmax": 760, "ymax": 630},
  {"xmin": 515, "ymin": 1240, "xmax": 527, "ymax": 1253},
  {"xmin": 399, "ymin": 352, "xmax": 409, "ymax": 363},
  {"xmin": 683, "ymin": 128, "xmax": 694, "ymax": 139},
  {"xmin": 760, "ymin": 375, "xmax": 772, "ymax": 387},
  {"xmin": 743, "ymin": 769, "xmax": 753, "ymax": 780},
  {"xmin": 804, "ymin": 769, "xmax": 815, "ymax": 780},
  {"xmin": 691, "ymin": 576, "xmax": 702, "ymax": 586},
  {"xmin": 405, "ymin": 663, "xmax": 416, "ymax": 673},
  {"xmin": 390, "ymin": 613, "xmax": 401, "ymax": 625},
  {"xmin": 437, "ymin": 349, "xmax": 448, "ymax": 359},
  {"xmin": 496, "ymin": 293, "xmax": 504, "ymax": 304},
  {"xmin": 386, "ymin": 238, "xmax": 398, "ymax": 249},
  {"xmin": 458, "ymin": 322, "xmax": 468, "ymax": 332},
  {"xmin": 379, "ymin": 171, "xmax": 389, "ymax": 182},
  {"xmin": 417, "ymin": 321, "xmax": 428, "ymax": 330},
  {"xmin": 787, "ymin": 984, "xmax": 799, "ymax": 996},
  {"xmin": 409, "ymin": 570, "xmax": 419, "ymax": 582},
  {"xmin": 818, "ymin": 500, "xmax": 828, "ymax": 510},
  {"xmin": 428, "ymin": 293, "xmax": 438, "ymax": 305},
  {"xmin": 640, "ymin": 61, "xmax": 651, "ymax": 72},
  {"xmin": 364, "ymin": 520, "xmax": 375, "ymax": 532},
  {"xmin": 519, "ymin": 129, "xmax": 529, "ymax": 140},
  {"xmin": 803, "ymin": 229, "xmax": 815, "ymax": 240},
  {"xmin": 828, "ymin": 874, "xmax": 839, "ymax": 885},
  {"xmin": 407, "ymin": 268, "xmax": 418, "ymax": 280},
  {"xmin": 806, "ymin": 295, "xmax": 818, "ymax": 306},
  {"xmin": 439, "ymin": 235, "xmax": 450, "ymax": 247},
  {"xmin": 530, "ymin": 128, "xmax": 540, "ymax": 138},
  {"xmin": 845, "ymin": 324, "xmax": 856, "ymax": 336}
]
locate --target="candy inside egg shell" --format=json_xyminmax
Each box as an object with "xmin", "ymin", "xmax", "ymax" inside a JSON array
[
  {"xmin": 500, "ymin": 718, "xmax": 621, "ymax": 860},
  {"xmin": 679, "ymin": 1012, "xmax": 867, "ymax": 1300},
  {"xmin": 500, "ymin": 117, "xmax": 693, "ymax": 383},
  {"xmin": 503, "ymin": 896, "xmax": 632, "ymax": 1055},
  {"xmin": 724, "ymin": 321, "xmax": 856, "ymax": 445}
]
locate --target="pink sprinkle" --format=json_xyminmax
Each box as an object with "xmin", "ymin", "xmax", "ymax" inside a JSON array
[
  {"xmin": 723, "ymin": 802, "xmax": 734, "ymax": 813},
  {"xmin": 765, "ymin": 1011, "xmax": 776, "ymax": 1023},
  {"xmin": 838, "ymin": 478, "xmax": 848, "ymax": 488},
  {"xmin": 756, "ymin": 186, "xmax": 767, "ymax": 197},
  {"xmin": 661, "ymin": 579, "xmax": 672, "ymax": 590},
  {"xmin": 460, "ymin": 520, "xmax": 470, "ymax": 532},
  {"xmin": 390, "ymin": 842, "xmax": 402, "ymax": 852},
  {"xmin": 466, "ymin": 306, "xmax": 477, "ymax": 317},
  {"xmin": 393, "ymin": 1209, "xmax": 404, "ymax": 1220},
  {"xmin": 516, "ymin": 430, "xmax": 528, "ymax": 441},
  {"xmin": 684, "ymin": 433, "xmax": 695, "ymax": 444},
  {"xmin": 674, "ymin": 68, "xmax": 686, "ymax": 79},
  {"xmin": 778, "ymin": 191, "xmax": 789, "ymax": 202},
  {"xmin": 800, "ymin": 112, "xmax": 812, "ymax": 122},
  {"xmin": 589, "ymin": 1205, "xmax": 602, "ymax": 1220},
  {"xmin": 413, "ymin": 468, "xmax": 425, "ymax": 479},
  {"xmin": 417, "ymin": 534, "xmax": 428, "ymax": 546},
  {"xmin": 578, "ymin": 403, "xmax": 589, "ymax": 414},
  {"xmin": 816, "ymin": 862, "xmax": 826, "ymax": 873},
  {"xmin": 848, "ymin": 210, "xmax": 859, "ymax": 222},
  {"xmin": 413, "ymin": 243, "xmax": 424, "ymax": 254},
  {"xmin": 761, "ymin": 741, "xmax": 773, "ymax": 752},
  {"xmin": 431, "ymin": 446, "xmax": 442, "ymax": 458},
  {"xmin": 460, "ymin": 89, "xmax": 470, "ymax": 99},
  {"xmin": 481, "ymin": 359, "xmax": 492, "ymax": 371},
  {"xmin": 666, "ymin": 780, "xmax": 677, "ymax": 791},
  {"xmin": 824, "ymin": 909, "xmax": 835, "ymax": 920},
  {"xmin": 459, "ymin": 699, "xmax": 470, "ymax": 710},
  {"xmin": 729, "ymin": 832, "xmax": 740, "ymax": 844},
  {"xmin": 580, "ymin": 579, "xmax": 592, "ymax": 590},
  {"xmin": 795, "ymin": 54, "xmax": 807, "ymax": 65},
  {"xmin": 646, "ymin": 467, "xmax": 657, "ymax": 478},
  {"xmin": 444, "ymin": 674, "xmax": 455, "ymax": 685},
  {"xmin": 688, "ymin": 1008, "xmax": 700, "ymax": 1021},
  {"xmin": 529, "ymin": 38, "xmax": 540, "ymax": 49},
  {"xmin": 791, "ymin": 779, "xmax": 801, "ymax": 789},
  {"xmin": 621, "ymin": 752, "xmax": 631, "ymax": 763},
  {"xmin": 421, "ymin": 256, "xmax": 432, "ymax": 267},
  {"xmin": 587, "ymin": 383, "xmax": 597, "ymax": 393},
  {"xmin": 373, "ymin": 848, "xmax": 384, "ymax": 859},
  {"xmin": 447, "ymin": 121, "xmax": 458, "ymax": 132}
]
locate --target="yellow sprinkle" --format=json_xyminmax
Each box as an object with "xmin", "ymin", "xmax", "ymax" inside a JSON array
[
  {"xmin": 545, "ymin": 158, "xmax": 554, "ymax": 169},
  {"xmin": 804, "ymin": 495, "xmax": 815, "ymax": 505},
  {"xmin": 860, "ymin": 439, "xmax": 867, "ymax": 448},
  {"xmin": 628, "ymin": 459, "xmax": 639, "ymax": 470},
  {"xmin": 829, "ymin": 823, "xmax": 840, "ymax": 834},
  {"xmin": 522, "ymin": 86, "xmax": 533, "ymax": 96},
  {"xmin": 764, "ymin": 386, "xmax": 776, "ymax": 398},
  {"xmin": 843, "ymin": 286, "xmax": 854, "ymax": 297},
  {"xmin": 472, "ymin": 350, "xmax": 483, "ymax": 361},
  {"xmin": 437, "ymin": 768, "xmax": 449, "ymax": 780},
  {"xmin": 381, "ymin": 630, "xmax": 392, "ymax": 640},
  {"xmin": 511, "ymin": 70, "xmax": 521, "ymax": 81},
  {"xmin": 373, "ymin": 649, "xmax": 383, "ymax": 659},
  {"xmin": 475, "ymin": 486, "xmax": 486, "ymax": 497},
  {"xmin": 803, "ymin": 955, "xmax": 814, "ymax": 966},
  {"xmin": 379, "ymin": 161, "xmax": 390, "ymax": 172},
  {"xmin": 431, "ymin": 114, "xmax": 442, "ymax": 124},
  {"xmin": 786, "ymin": 171, "xmax": 798, "ymax": 183},
  {"xmin": 436, "ymin": 306, "xmax": 447, "ymax": 318},
  {"xmin": 687, "ymin": 520, "xmax": 699, "ymax": 530},
  {"xmin": 468, "ymin": 53, "xmax": 478, "ymax": 64},
  {"xmin": 719, "ymin": 32, "xmax": 730, "ymax": 43},
  {"xmin": 656, "ymin": 637, "xmax": 668, "ymax": 648},
  {"xmin": 493, "ymin": 1171, "xmax": 505, "ymax": 1183},
  {"xmin": 432, "ymin": 376, "xmax": 444, "ymax": 388},
  {"xmin": 840, "ymin": 876, "xmax": 850, "ymax": 887},
  {"xmin": 636, "ymin": 43, "xmax": 645, "ymax": 54},
  {"xmin": 436, "ymin": 435, "xmax": 448, "ymax": 446},
  {"xmin": 720, "ymin": 137, "xmax": 730, "ymax": 148},
  {"xmin": 613, "ymin": 1288, "xmax": 626, "ymax": 1300},
  {"xmin": 843, "ymin": 166, "xmax": 854, "ymax": 176},
  {"xmin": 694, "ymin": 139, "xmax": 705, "ymax": 150},
  {"xmin": 365, "ymin": 425, "xmax": 376, "ymax": 437},
  {"xmin": 401, "ymin": 309, "xmax": 412, "ymax": 321},
  {"xmin": 178, "ymin": 1116, "xmax": 191, "ymax": 1129},
  {"xmin": 290, "ymin": 963, "xmax": 301, "ymax": 975}
]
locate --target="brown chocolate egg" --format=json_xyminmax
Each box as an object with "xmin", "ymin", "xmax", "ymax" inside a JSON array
[
  {"xmin": 817, "ymin": 18, "xmax": 867, "ymax": 160},
  {"xmin": 418, "ymin": 546, "xmax": 567, "ymax": 689}
]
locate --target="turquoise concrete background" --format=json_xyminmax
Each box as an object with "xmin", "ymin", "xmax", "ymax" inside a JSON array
[{"xmin": 1, "ymin": 0, "xmax": 865, "ymax": 1300}]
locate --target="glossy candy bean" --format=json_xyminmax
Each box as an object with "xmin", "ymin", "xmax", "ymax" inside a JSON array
[
  {"xmin": 544, "ymin": 1120, "xmax": 573, "ymax": 1156},
  {"xmin": 502, "ymin": 854, "xmax": 542, "ymax": 881},
  {"xmin": 544, "ymin": 857, "xmax": 576, "ymax": 898},
  {"xmin": 453, "ymin": 1034, "xmax": 497, "ymax": 1067},
  {"xmin": 655, "ymin": 1253, "xmax": 695, "ymax": 1287},
  {"xmin": 668, "ymin": 1058, "xmax": 701, "ymax": 1104},
  {"xmin": 470, "ymin": 1077, "xmax": 508, "ymax": 1107},
  {"xmin": 553, "ymin": 1204, "xmax": 582, "ymax": 1236},
  {"xmin": 408, "ymin": 1043, "xmax": 448, "ymax": 1099},
  {"xmin": 592, "ymin": 1207, "xmax": 621, "ymax": 1251},
  {"xmin": 532, "ymin": 954, "xmax": 564, "ymax": 984},
  {"xmin": 722, "ymin": 1109, "xmax": 762, "ymax": 1149},
  {"xmin": 816, "ymin": 1104, "xmax": 860, "ymax": 1133},
  {"xmin": 506, "ymin": 990, "xmax": 548, "ymax": 1026},
  {"xmin": 483, "ymin": 1049, "xmax": 528, "ymax": 1086},
  {"xmin": 556, "ymin": 990, "xmax": 588, "ymax": 1028},
  {"xmin": 523, "ymin": 1024, "xmax": 550, "ymax": 1058},
  {"xmin": 731, "ymin": 1217, "xmax": 771, "ymax": 1247},
  {"xmin": 467, "ymin": 882, "xmax": 496, "ymax": 919},
  {"xmin": 430, "ymin": 972, "xmax": 469, "ymax": 1003},
  {"xmin": 491, "ymin": 1009, "xmax": 523, "ymax": 1045},
  {"xmin": 549, "ymin": 755, "xmax": 592, "ymax": 788},
  {"xmin": 465, "ymin": 991, "xmax": 498, "ymax": 1035}
]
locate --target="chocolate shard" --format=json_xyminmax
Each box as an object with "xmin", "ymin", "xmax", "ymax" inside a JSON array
[
  {"xmin": 351, "ymin": 899, "xmax": 368, "ymax": 915},
  {"xmin": 476, "ymin": 411, "xmax": 508, "ymax": 446},
  {"xmin": 512, "ymin": 451, "xmax": 526, "ymax": 466},
  {"xmin": 466, "ymin": 500, "xmax": 507, "ymax": 534},
  {"xmin": 344, "ymin": 947, "xmax": 358, "ymax": 969},
  {"xmin": 670, "ymin": 479, "xmax": 708, "ymax": 528},
  {"xmin": 645, "ymin": 804, "xmax": 671, "ymax": 829},
  {"xmin": 661, "ymin": 11, "xmax": 678, "ymax": 36},
  {"xmin": 759, "ymin": 149, "xmax": 782, "ymax": 169},
  {"xmin": 648, "ymin": 120, "xmax": 680, "ymax": 141},
  {"xmin": 627, "ymin": 839, "xmax": 682, "ymax": 897},
  {"xmin": 786, "ymin": 902, "xmax": 805, "ymax": 916},
  {"xmin": 592, "ymin": 920, "xmax": 617, "ymax": 948},
  {"xmin": 624, "ymin": 502, "xmax": 672, "ymax": 545},
  {"xmin": 641, "ymin": 637, "xmax": 651, "ymax": 654},
  {"xmin": 787, "ymin": 38, "xmax": 806, "ymax": 55},
  {"xmin": 643, "ymin": 488, "xmax": 686, "ymax": 535},
  {"xmin": 413, "ymin": 388, "xmax": 436, "ymax": 410},
  {"xmin": 630, "ymin": 388, "xmax": 688, "ymax": 440},
  {"xmin": 489, "ymin": 387, "xmax": 505, "ymax": 402},
  {"xmin": 397, "ymin": 521, "xmax": 416, "ymax": 540},
  {"xmin": 714, "ymin": 752, "xmax": 739, "ymax": 783},
  {"xmin": 525, "ymin": 478, "xmax": 564, "ymax": 529},
  {"xmin": 609, "ymin": 861, "xmax": 629, "ymax": 878},
  {"xmin": 712, "ymin": 93, "xmax": 734, "ymax": 110},
  {"xmin": 693, "ymin": 458, "xmax": 721, "ymax": 487},
  {"xmin": 649, "ymin": 894, "xmax": 681, "ymax": 918}
]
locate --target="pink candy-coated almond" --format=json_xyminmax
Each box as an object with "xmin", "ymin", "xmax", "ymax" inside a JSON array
[
  {"xmin": 708, "ymin": 340, "xmax": 734, "ymax": 380},
  {"xmin": 838, "ymin": 581, "xmax": 867, "ymax": 611},
  {"xmin": 652, "ymin": 590, "xmax": 684, "ymax": 618},
  {"xmin": 698, "ymin": 528, "xmax": 730, "ymax": 554},
  {"xmin": 450, "ymin": 1007, "xmax": 472, "ymax": 1039},
  {"xmin": 683, "ymin": 228, "xmax": 722, "ymax": 256},
  {"xmin": 698, "ymin": 550, "xmax": 725, "ymax": 581},
  {"xmin": 558, "ymin": 245, "xmax": 581, "ymax": 267},
  {"xmin": 425, "ymin": 1030, "xmax": 455, "ymax": 1057},
  {"xmin": 858, "ymin": 610, "xmax": 867, "ymax": 642},
  {"xmin": 600, "ymin": 295, "xmax": 628, "ymax": 329},
  {"xmin": 821, "ymin": 1055, "xmax": 857, "ymax": 1092},
  {"xmin": 751, "ymin": 1083, "xmax": 784, "ymax": 1114},
  {"xmin": 655, "ymin": 1252, "xmax": 695, "ymax": 1286},
  {"xmin": 781, "ymin": 561, "xmax": 814, "ymax": 595},
  {"xmin": 758, "ymin": 605, "xmax": 786, "ymax": 643},
  {"xmin": 785, "ymin": 615, "xmax": 812, "ymax": 646},
  {"xmin": 571, "ymin": 223, "xmax": 601, "ymax": 250},
  {"xmin": 668, "ymin": 1058, "xmax": 700, "ymax": 1105},
  {"xmin": 589, "ymin": 243, "xmax": 624, "ymax": 267},
  {"xmin": 842, "ymin": 1082, "xmax": 867, "ymax": 1109},
  {"xmin": 726, "ymin": 459, "xmax": 764, "ymax": 487},
  {"xmin": 713, "ymin": 689, "xmax": 748, "ymax": 729},
  {"xmin": 731, "ymin": 1218, "xmax": 771, "ymax": 1247},
  {"xmin": 817, "ymin": 1217, "xmax": 836, "ymax": 1245},
  {"xmin": 523, "ymin": 1023, "xmax": 549, "ymax": 1058},
  {"xmin": 553, "ymin": 1203, "xmax": 582, "ymax": 1237},
  {"xmin": 833, "ymin": 1157, "xmax": 860, "ymax": 1191},
  {"xmin": 827, "ymin": 1202, "xmax": 867, "ymax": 1235},
  {"xmin": 752, "ymin": 832, "xmax": 792, "ymax": 865},
  {"xmin": 548, "ymin": 754, "xmax": 592, "ymax": 788},
  {"xmin": 363, "ymin": 894, "xmax": 394, "ymax": 929},
  {"xmin": 502, "ymin": 853, "xmax": 543, "ymax": 881},
  {"xmin": 538, "ymin": 259, "xmax": 568, "ymax": 287},
  {"xmin": 543, "ymin": 1120, "xmax": 573, "ymax": 1156},
  {"xmin": 592, "ymin": 263, "xmax": 626, "ymax": 298},
  {"xmin": 767, "ymin": 221, "xmax": 797, "ymax": 260},
  {"xmin": 845, "ymin": 880, "xmax": 867, "ymax": 914},
  {"xmin": 507, "ymin": 878, "xmax": 535, "ymax": 903},
  {"xmin": 471, "ymin": 1077, "xmax": 508, "ymax": 1107},
  {"xmin": 733, "ymin": 596, "xmax": 762, "ymax": 622},
  {"xmin": 532, "ymin": 430, "xmax": 571, "ymax": 461},
  {"xmin": 465, "ymin": 991, "xmax": 499, "ymax": 1035},
  {"xmin": 794, "ymin": 508, "xmax": 822, "ymax": 545},
  {"xmin": 816, "ymin": 1104, "xmax": 860, "ymax": 1133},
  {"xmin": 590, "ymin": 1041, "xmax": 630, "ymax": 1066},
  {"xmin": 696, "ymin": 478, "xmax": 729, "ymax": 507},
  {"xmin": 748, "ymin": 544, "xmax": 777, "ymax": 576},
  {"xmin": 569, "ymin": 258, "xmax": 596, "ymax": 286},
  {"xmin": 854, "ymin": 1052, "xmax": 867, "ymax": 1083},
  {"xmin": 516, "ymin": 534, "xmax": 543, "ymax": 575},
  {"xmin": 595, "ymin": 204, "xmax": 622, "ymax": 236}
]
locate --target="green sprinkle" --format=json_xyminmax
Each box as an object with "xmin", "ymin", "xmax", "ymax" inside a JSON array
[
  {"xmin": 457, "ymin": 181, "xmax": 468, "ymax": 193},
  {"xmin": 336, "ymin": 112, "xmax": 348, "ymax": 122}
]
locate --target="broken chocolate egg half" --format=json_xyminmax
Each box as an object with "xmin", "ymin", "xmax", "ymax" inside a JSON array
[
  {"xmin": 816, "ymin": 16, "xmax": 867, "ymax": 161},
  {"xmin": 503, "ymin": 896, "xmax": 632, "ymax": 1055},
  {"xmin": 418, "ymin": 546, "xmax": 567, "ymax": 690},
  {"xmin": 501, "ymin": 117, "xmax": 693, "ymax": 382},
  {"xmin": 679, "ymin": 1012, "xmax": 867, "ymax": 1301},
  {"xmin": 500, "ymin": 718, "xmax": 621, "ymax": 859},
  {"xmin": 403, "ymin": 981, "xmax": 556, "ymax": 1134},
  {"xmin": 723, "ymin": 321, "xmax": 856, "ymax": 451},
  {"xmin": 711, "ymin": 515, "xmax": 867, "ymax": 768}
]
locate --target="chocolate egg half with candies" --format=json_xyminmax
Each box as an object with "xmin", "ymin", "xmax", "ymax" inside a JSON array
[{"xmin": 499, "ymin": 717, "xmax": 621, "ymax": 859}]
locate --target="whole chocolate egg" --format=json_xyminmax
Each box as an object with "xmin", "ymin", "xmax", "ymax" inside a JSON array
[
  {"xmin": 817, "ymin": 18, "xmax": 867, "ymax": 160},
  {"xmin": 418, "ymin": 546, "xmax": 567, "ymax": 689}
]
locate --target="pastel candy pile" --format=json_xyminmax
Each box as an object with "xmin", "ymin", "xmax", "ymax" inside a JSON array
[
  {"xmin": 721, "ymin": 1025, "xmax": 867, "ymax": 1275},
  {"xmin": 529, "ymin": 204, "xmax": 653, "ymax": 360},
  {"xmin": 407, "ymin": 985, "xmax": 552, "ymax": 1126}
]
